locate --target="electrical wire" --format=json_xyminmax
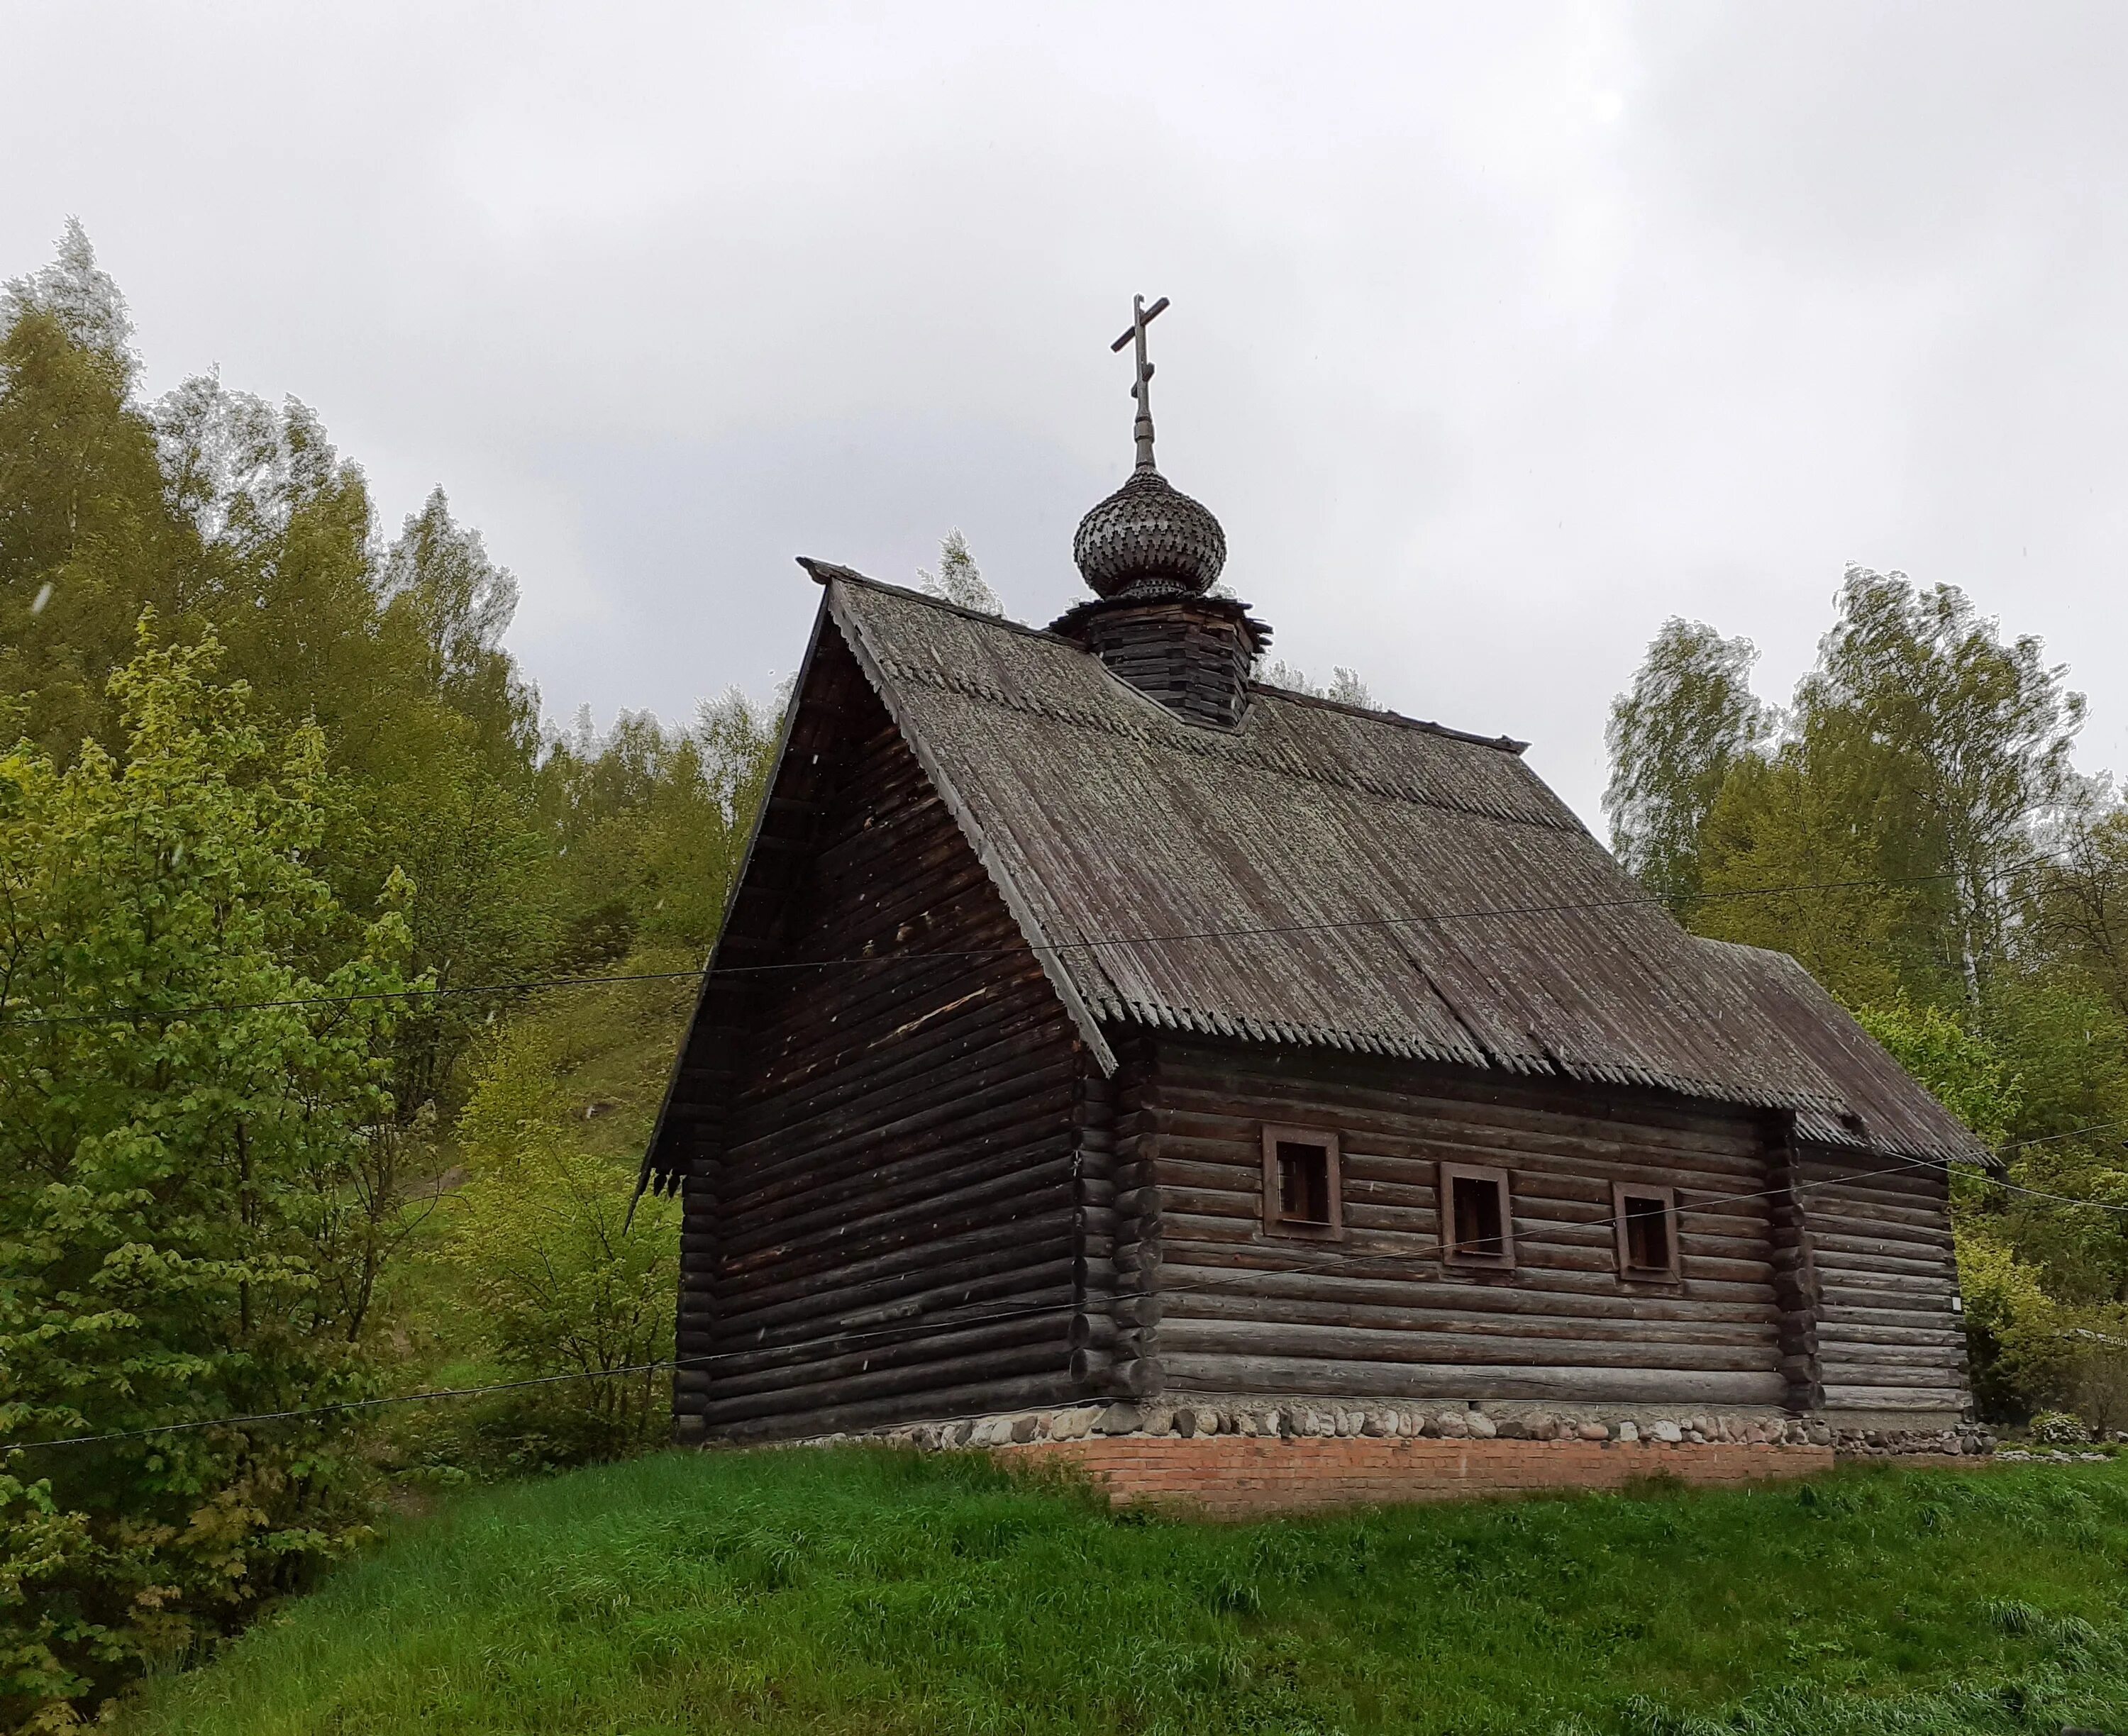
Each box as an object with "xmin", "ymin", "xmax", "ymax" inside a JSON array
[
  {"xmin": 16, "ymin": 1141, "xmax": 2128, "ymax": 1456},
  {"xmin": 0, "ymin": 857, "xmax": 2058, "ymax": 1031},
  {"xmin": 4, "ymin": 1293, "xmax": 1099, "ymax": 1453},
  {"xmin": 9, "ymin": 847, "xmax": 2126, "ymax": 1454}
]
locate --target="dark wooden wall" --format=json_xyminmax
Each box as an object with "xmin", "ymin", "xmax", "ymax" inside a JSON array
[
  {"xmin": 678, "ymin": 633, "xmax": 1084, "ymax": 1442},
  {"xmin": 1790, "ymin": 1145, "xmax": 1968, "ymax": 1415},
  {"xmin": 670, "ymin": 622, "xmax": 1968, "ymax": 1440},
  {"xmin": 1140, "ymin": 1040, "xmax": 1792, "ymax": 1406}
]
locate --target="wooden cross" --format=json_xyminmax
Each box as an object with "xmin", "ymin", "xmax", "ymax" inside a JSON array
[{"xmin": 1110, "ymin": 294, "xmax": 1170, "ymax": 473}]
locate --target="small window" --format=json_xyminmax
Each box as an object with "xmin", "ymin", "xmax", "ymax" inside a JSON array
[
  {"xmin": 1261, "ymin": 1125, "xmax": 1342, "ymax": 1240},
  {"xmin": 1612, "ymin": 1182, "xmax": 1680, "ymax": 1282},
  {"xmin": 1439, "ymin": 1162, "xmax": 1514, "ymax": 1268}
]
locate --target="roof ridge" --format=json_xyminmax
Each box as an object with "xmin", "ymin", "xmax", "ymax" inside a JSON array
[
  {"xmin": 805, "ymin": 559, "xmax": 1531, "ymax": 757},
  {"xmin": 870, "ymin": 651, "xmax": 1583, "ymax": 834},
  {"xmin": 797, "ymin": 558, "xmax": 1076, "ymax": 645},
  {"xmin": 1246, "ymin": 681, "xmax": 1528, "ymax": 754}
]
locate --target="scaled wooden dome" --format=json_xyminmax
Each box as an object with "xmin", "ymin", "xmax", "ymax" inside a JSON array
[{"xmin": 1072, "ymin": 469, "xmax": 1227, "ymax": 601}]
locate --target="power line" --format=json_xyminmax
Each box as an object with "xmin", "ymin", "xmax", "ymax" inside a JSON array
[
  {"xmin": 0, "ymin": 858, "xmax": 2056, "ymax": 1032},
  {"xmin": 16, "ymin": 1143, "xmax": 2128, "ymax": 1457},
  {"xmin": 1998, "ymin": 1115, "xmax": 2128, "ymax": 1154},
  {"xmin": 4, "ymin": 1293, "xmax": 1095, "ymax": 1453},
  {"xmin": 1972, "ymin": 1171, "xmax": 2128, "ymax": 1215}
]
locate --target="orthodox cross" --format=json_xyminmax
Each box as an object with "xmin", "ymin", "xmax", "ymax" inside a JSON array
[{"xmin": 1110, "ymin": 294, "xmax": 1170, "ymax": 473}]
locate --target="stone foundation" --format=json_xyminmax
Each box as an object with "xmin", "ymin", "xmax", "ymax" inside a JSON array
[{"xmin": 770, "ymin": 1396, "xmax": 1990, "ymax": 1513}]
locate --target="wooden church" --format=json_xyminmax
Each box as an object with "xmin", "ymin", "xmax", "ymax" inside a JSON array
[{"xmin": 641, "ymin": 299, "xmax": 1983, "ymax": 1451}]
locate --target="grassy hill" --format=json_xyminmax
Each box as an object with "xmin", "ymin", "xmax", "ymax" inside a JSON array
[{"xmin": 121, "ymin": 1448, "xmax": 2128, "ymax": 1735}]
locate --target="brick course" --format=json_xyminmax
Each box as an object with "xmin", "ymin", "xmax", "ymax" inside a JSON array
[{"xmin": 1004, "ymin": 1433, "xmax": 1836, "ymax": 1514}]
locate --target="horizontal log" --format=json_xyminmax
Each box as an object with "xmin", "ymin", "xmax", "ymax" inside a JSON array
[
  {"xmin": 1156, "ymin": 1209, "xmax": 1778, "ymax": 1287},
  {"xmin": 719, "ymin": 1172, "xmax": 1076, "ymax": 1286},
  {"xmin": 731, "ymin": 974, "xmax": 1067, "ymax": 1147},
  {"xmin": 1160, "ymin": 1289, "xmax": 1777, "ymax": 1348},
  {"xmin": 1811, "ymin": 1266, "xmax": 1958, "ymax": 1301},
  {"xmin": 711, "ymin": 1209, "xmax": 1078, "ymax": 1318},
  {"xmin": 1158, "ymin": 1089, "xmax": 1770, "ymax": 1174},
  {"xmin": 700, "ymin": 1340, "xmax": 1071, "ymax": 1426},
  {"xmin": 717, "ymin": 1254, "xmax": 1077, "ymax": 1342},
  {"xmin": 697, "ymin": 1301, "xmax": 1074, "ymax": 1399},
  {"xmin": 1821, "ymin": 1384, "xmax": 1971, "ymax": 1410},
  {"xmin": 1809, "ymin": 1241, "xmax": 1956, "ymax": 1279},
  {"xmin": 722, "ymin": 1001, "xmax": 1075, "ymax": 1196},
  {"xmin": 1816, "ymin": 1301, "xmax": 1963, "ymax": 1332},
  {"xmin": 1156, "ymin": 1244, "xmax": 1773, "ymax": 1302},
  {"xmin": 1163, "ymin": 1042, "xmax": 1777, "ymax": 1137},
  {"xmin": 1160, "ymin": 1141, "xmax": 1775, "ymax": 1211},
  {"xmin": 1159, "ymin": 1183, "xmax": 1775, "ymax": 1258},
  {"xmin": 718, "ymin": 1136, "xmax": 1077, "ymax": 1263},
  {"xmin": 1158, "ymin": 1352, "xmax": 1786, "ymax": 1406},
  {"xmin": 1160, "ymin": 1262, "xmax": 1776, "ymax": 1325},
  {"xmin": 724, "ymin": 1057, "xmax": 1077, "ymax": 1203},
  {"xmin": 1816, "ymin": 1323, "xmax": 1966, "ymax": 1351},
  {"xmin": 710, "ymin": 1371, "xmax": 1081, "ymax": 1444},
  {"xmin": 1161, "ymin": 1316, "xmax": 1778, "ymax": 1374}
]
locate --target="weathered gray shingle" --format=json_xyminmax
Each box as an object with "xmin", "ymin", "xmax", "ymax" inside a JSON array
[{"xmin": 829, "ymin": 574, "xmax": 1987, "ymax": 1167}]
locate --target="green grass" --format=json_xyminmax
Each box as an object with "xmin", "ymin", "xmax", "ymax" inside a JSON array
[{"xmin": 123, "ymin": 1450, "xmax": 2128, "ymax": 1735}]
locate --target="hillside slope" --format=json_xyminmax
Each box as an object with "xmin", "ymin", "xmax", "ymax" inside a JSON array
[{"xmin": 124, "ymin": 1450, "xmax": 2128, "ymax": 1735}]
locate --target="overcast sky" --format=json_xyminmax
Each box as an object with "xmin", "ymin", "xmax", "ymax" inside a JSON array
[{"xmin": 9, "ymin": 2, "xmax": 2127, "ymax": 830}]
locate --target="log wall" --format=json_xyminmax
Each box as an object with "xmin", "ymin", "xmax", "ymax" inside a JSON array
[
  {"xmin": 1792, "ymin": 1145, "xmax": 1969, "ymax": 1416},
  {"xmin": 1142, "ymin": 1041, "xmax": 1792, "ymax": 1407},
  {"xmin": 680, "ymin": 640, "xmax": 1083, "ymax": 1442}
]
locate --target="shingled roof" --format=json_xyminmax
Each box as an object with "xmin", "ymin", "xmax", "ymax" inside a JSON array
[
  {"xmin": 789, "ymin": 571, "xmax": 1985, "ymax": 1169},
  {"xmin": 641, "ymin": 567, "xmax": 1989, "ymax": 1193}
]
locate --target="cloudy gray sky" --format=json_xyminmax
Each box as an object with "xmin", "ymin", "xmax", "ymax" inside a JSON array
[{"xmin": 9, "ymin": 1, "xmax": 2126, "ymax": 829}]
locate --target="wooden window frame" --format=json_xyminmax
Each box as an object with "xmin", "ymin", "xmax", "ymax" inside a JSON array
[
  {"xmin": 1439, "ymin": 1162, "xmax": 1514, "ymax": 1269},
  {"xmin": 1260, "ymin": 1125, "xmax": 1344, "ymax": 1242},
  {"xmin": 1612, "ymin": 1181, "xmax": 1682, "ymax": 1283}
]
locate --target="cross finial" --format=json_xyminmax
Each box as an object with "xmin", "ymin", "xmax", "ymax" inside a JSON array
[{"xmin": 1110, "ymin": 294, "xmax": 1170, "ymax": 474}]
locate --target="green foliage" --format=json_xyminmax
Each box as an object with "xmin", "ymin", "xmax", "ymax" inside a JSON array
[
  {"xmin": 538, "ymin": 689, "xmax": 780, "ymax": 967},
  {"xmin": 1697, "ymin": 750, "xmax": 1914, "ymax": 1008},
  {"xmin": 1609, "ymin": 569, "xmax": 2128, "ymax": 1427},
  {"xmin": 1954, "ymin": 1228, "xmax": 2075, "ymax": 1422},
  {"xmin": 0, "ymin": 631, "xmax": 415, "ymax": 1724},
  {"xmin": 1619, "ymin": 569, "xmax": 2085, "ymax": 1008},
  {"xmin": 377, "ymin": 486, "xmax": 538, "ymax": 769},
  {"xmin": 0, "ymin": 223, "xmax": 195, "ymax": 762},
  {"xmin": 0, "ymin": 220, "xmax": 790, "ymax": 1726},
  {"xmin": 437, "ymin": 1003, "xmax": 680, "ymax": 1467},
  {"xmin": 2029, "ymin": 1409, "xmax": 2091, "ymax": 1445},
  {"xmin": 914, "ymin": 528, "xmax": 1002, "ymax": 616},
  {"xmin": 441, "ymin": 1142, "xmax": 678, "ymax": 1466},
  {"xmin": 121, "ymin": 1450, "xmax": 2128, "ymax": 1735},
  {"xmin": 1853, "ymin": 1000, "xmax": 2022, "ymax": 1151},
  {"xmin": 1604, "ymin": 617, "xmax": 1772, "ymax": 911},
  {"xmin": 1796, "ymin": 568, "xmax": 2083, "ymax": 1004}
]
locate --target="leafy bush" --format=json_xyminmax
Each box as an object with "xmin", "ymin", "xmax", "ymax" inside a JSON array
[
  {"xmin": 439, "ymin": 1139, "xmax": 680, "ymax": 1467},
  {"xmin": 2031, "ymin": 1410, "xmax": 2093, "ymax": 1446},
  {"xmin": 0, "ymin": 633, "xmax": 414, "ymax": 1726},
  {"xmin": 388, "ymin": 1003, "xmax": 683, "ymax": 1476}
]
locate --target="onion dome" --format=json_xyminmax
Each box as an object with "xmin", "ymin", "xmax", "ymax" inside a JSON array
[{"xmin": 1072, "ymin": 468, "xmax": 1228, "ymax": 600}]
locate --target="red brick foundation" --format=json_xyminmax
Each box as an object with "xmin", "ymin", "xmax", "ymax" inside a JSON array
[{"xmin": 1004, "ymin": 1433, "xmax": 1837, "ymax": 1514}]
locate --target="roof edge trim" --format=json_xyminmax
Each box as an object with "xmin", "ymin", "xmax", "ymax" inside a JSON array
[{"xmin": 636, "ymin": 589, "xmax": 838, "ymax": 1198}]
